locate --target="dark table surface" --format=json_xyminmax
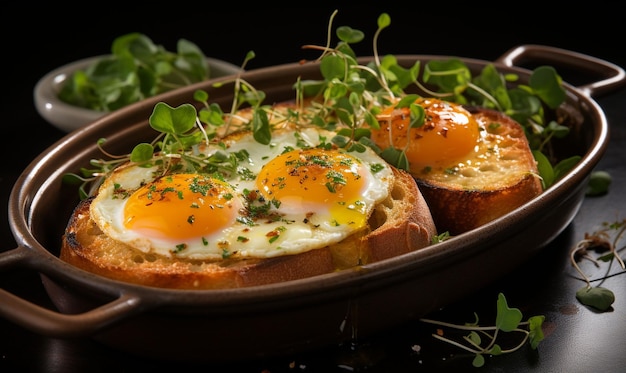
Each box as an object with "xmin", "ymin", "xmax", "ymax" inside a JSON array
[{"xmin": 2, "ymin": 5, "xmax": 625, "ymax": 372}]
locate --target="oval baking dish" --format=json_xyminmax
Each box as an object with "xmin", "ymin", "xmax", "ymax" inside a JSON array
[{"xmin": 1, "ymin": 45, "xmax": 624, "ymax": 363}]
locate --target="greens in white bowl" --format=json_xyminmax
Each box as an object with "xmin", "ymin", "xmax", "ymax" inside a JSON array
[{"xmin": 34, "ymin": 33, "xmax": 241, "ymax": 132}]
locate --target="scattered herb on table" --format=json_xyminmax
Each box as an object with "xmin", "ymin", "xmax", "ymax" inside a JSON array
[
  {"xmin": 420, "ymin": 293, "xmax": 545, "ymax": 368},
  {"xmin": 586, "ymin": 170, "xmax": 612, "ymax": 196},
  {"xmin": 570, "ymin": 218, "xmax": 626, "ymax": 311}
]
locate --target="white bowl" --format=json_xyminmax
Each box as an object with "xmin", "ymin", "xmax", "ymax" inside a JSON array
[{"xmin": 34, "ymin": 55, "xmax": 242, "ymax": 132}]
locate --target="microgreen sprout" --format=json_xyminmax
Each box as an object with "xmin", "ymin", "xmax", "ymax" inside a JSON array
[
  {"xmin": 62, "ymin": 53, "xmax": 267, "ymax": 198},
  {"xmin": 570, "ymin": 218, "xmax": 626, "ymax": 311},
  {"xmin": 64, "ymin": 10, "xmax": 579, "ymax": 199},
  {"xmin": 297, "ymin": 10, "xmax": 573, "ymax": 179},
  {"xmin": 420, "ymin": 293, "xmax": 545, "ymax": 368}
]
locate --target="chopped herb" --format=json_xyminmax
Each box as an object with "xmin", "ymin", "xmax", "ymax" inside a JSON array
[
  {"xmin": 370, "ymin": 163, "xmax": 385, "ymax": 173},
  {"xmin": 267, "ymin": 226, "xmax": 286, "ymax": 243}
]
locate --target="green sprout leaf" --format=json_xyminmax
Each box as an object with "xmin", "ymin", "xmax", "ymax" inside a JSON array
[
  {"xmin": 395, "ymin": 94, "xmax": 420, "ymax": 109},
  {"xmin": 467, "ymin": 330, "xmax": 481, "ymax": 345},
  {"xmin": 576, "ymin": 286, "xmax": 615, "ymax": 311},
  {"xmin": 472, "ymin": 353, "xmax": 485, "ymax": 367},
  {"xmin": 130, "ymin": 143, "xmax": 154, "ymax": 163},
  {"xmin": 380, "ymin": 147, "xmax": 409, "ymax": 171},
  {"xmin": 423, "ymin": 59, "xmax": 472, "ymax": 93},
  {"xmin": 149, "ymin": 102, "xmax": 197, "ymax": 135},
  {"xmin": 489, "ymin": 344, "xmax": 503, "ymax": 355},
  {"xmin": 193, "ymin": 89, "xmax": 209, "ymax": 102},
  {"xmin": 586, "ymin": 170, "xmax": 612, "ymax": 196},
  {"xmin": 529, "ymin": 66, "xmax": 566, "ymax": 109},
  {"xmin": 320, "ymin": 54, "xmax": 348, "ymax": 81},
  {"xmin": 495, "ymin": 293, "xmax": 523, "ymax": 332},
  {"xmin": 251, "ymin": 107, "xmax": 272, "ymax": 145},
  {"xmin": 409, "ymin": 103, "xmax": 425, "ymax": 128},
  {"xmin": 336, "ymin": 26, "xmax": 364, "ymax": 44},
  {"xmin": 377, "ymin": 13, "xmax": 391, "ymax": 29},
  {"xmin": 532, "ymin": 150, "xmax": 554, "ymax": 189},
  {"xmin": 528, "ymin": 315, "xmax": 546, "ymax": 349},
  {"xmin": 471, "ymin": 63, "xmax": 510, "ymax": 111}
]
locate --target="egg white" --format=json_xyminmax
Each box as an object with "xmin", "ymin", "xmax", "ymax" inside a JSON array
[{"xmin": 90, "ymin": 127, "xmax": 394, "ymax": 260}]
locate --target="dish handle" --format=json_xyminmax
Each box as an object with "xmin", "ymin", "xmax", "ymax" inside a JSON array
[
  {"xmin": 495, "ymin": 44, "xmax": 626, "ymax": 98},
  {"xmin": 0, "ymin": 245, "xmax": 143, "ymax": 337}
]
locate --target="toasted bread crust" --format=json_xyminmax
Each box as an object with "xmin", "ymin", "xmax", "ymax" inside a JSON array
[
  {"xmin": 413, "ymin": 107, "xmax": 543, "ymax": 235},
  {"xmin": 60, "ymin": 168, "xmax": 436, "ymax": 289}
]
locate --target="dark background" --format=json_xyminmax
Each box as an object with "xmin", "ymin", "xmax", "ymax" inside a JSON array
[{"xmin": 2, "ymin": 4, "xmax": 625, "ymax": 372}]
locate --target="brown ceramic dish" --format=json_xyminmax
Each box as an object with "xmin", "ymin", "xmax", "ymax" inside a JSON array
[{"xmin": 1, "ymin": 45, "xmax": 624, "ymax": 363}]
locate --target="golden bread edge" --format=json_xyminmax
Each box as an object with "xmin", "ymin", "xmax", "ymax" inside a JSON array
[{"xmin": 413, "ymin": 107, "xmax": 543, "ymax": 235}]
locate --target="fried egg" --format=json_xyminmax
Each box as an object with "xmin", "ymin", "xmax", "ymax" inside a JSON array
[
  {"xmin": 371, "ymin": 98, "xmax": 480, "ymax": 173},
  {"xmin": 89, "ymin": 127, "xmax": 394, "ymax": 260}
]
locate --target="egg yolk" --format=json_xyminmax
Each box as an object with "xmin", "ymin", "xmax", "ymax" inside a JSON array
[
  {"xmin": 255, "ymin": 148, "xmax": 369, "ymax": 227},
  {"xmin": 123, "ymin": 173, "xmax": 241, "ymax": 240},
  {"xmin": 371, "ymin": 98, "xmax": 480, "ymax": 171}
]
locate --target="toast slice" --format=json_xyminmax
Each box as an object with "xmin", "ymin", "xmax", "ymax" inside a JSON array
[
  {"xmin": 412, "ymin": 106, "xmax": 543, "ymax": 235},
  {"xmin": 60, "ymin": 167, "xmax": 437, "ymax": 289}
]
